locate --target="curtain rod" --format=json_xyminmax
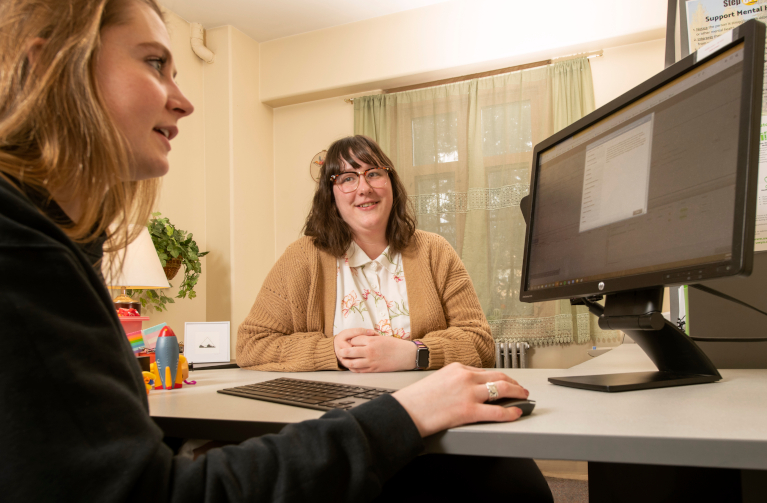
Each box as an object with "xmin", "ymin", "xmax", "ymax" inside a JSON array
[{"xmin": 343, "ymin": 49, "xmax": 602, "ymax": 103}]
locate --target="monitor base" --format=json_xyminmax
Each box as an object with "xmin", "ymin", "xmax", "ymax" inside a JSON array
[
  {"xmin": 558, "ymin": 292, "xmax": 722, "ymax": 392},
  {"xmin": 549, "ymin": 371, "xmax": 719, "ymax": 392}
]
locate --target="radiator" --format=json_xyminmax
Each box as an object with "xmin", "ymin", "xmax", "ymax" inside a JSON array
[{"xmin": 494, "ymin": 342, "xmax": 530, "ymax": 369}]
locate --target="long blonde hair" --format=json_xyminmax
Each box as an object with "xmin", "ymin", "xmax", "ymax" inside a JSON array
[{"xmin": 0, "ymin": 0, "xmax": 164, "ymax": 252}]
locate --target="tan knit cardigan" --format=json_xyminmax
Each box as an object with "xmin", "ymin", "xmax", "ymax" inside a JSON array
[{"xmin": 237, "ymin": 230, "xmax": 494, "ymax": 371}]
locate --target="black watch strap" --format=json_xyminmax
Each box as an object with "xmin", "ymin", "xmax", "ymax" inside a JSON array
[{"xmin": 413, "ymin": 340, "xmax": 429, "ymax": 370}]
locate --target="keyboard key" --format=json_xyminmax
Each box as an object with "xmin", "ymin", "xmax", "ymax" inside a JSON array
[{"xmin": 296, "ymin": 398, "xmax": 324, "ymax": 404}]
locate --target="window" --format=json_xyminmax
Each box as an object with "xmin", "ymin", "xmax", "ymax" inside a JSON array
[
  {"xmin": 414, "ymin": 173, "xmax": 457, "ymax": 248},
  {"xmin": 486, "ymin": 164, "xmax": 531, "ymax": 316},
  {"xmin": 481, "ymin": 101, "xmax": 532, "ymax": 157},
  {"xmin": 411, "ymin": 112, "xmax": 459, "ymax": 166}
]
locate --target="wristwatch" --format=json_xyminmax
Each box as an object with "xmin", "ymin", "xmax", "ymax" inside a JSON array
[{"xmin": 413, "ymin": 340, "xmax": 430, "ymax": 370}]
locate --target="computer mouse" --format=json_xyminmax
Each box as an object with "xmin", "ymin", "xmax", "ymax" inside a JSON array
[{"xmin": 490, "ymin": 398, "xmax": 536, "ymax": 416}]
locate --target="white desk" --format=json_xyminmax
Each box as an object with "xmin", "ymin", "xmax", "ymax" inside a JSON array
[{"xmin": 149, "ymin": 344, "xmax": 767, "ymax": 472}]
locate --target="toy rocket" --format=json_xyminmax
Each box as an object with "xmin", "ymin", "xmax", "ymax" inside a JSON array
[{"xmin": 155, "ymin": 326, "xmax": 180, "ymax": 390}]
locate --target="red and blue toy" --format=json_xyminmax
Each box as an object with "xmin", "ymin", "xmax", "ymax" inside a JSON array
[{"xmin": 154, "ymin": 326, "xmax": 182, "ymax": 390}]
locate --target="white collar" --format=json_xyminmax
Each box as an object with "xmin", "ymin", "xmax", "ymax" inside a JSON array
[{"xmin": 344, "ymin": 242, "xmax": 399, "ymax": 274}]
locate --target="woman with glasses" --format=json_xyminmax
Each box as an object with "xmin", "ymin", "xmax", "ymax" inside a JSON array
[
  {"xmin": 235, "ymin": 136, "xmax": 552, "ymax": 500},
  {"xmin": 237, "ymin": 135, "xmax": 495, "ymax": 373}
]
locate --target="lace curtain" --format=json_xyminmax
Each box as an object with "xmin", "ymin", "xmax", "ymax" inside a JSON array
[{"xmin": 354, "ymin": 58, "xmax": 621, "ymax": 347}]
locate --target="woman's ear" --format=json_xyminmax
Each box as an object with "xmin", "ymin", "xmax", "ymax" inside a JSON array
[{"xmin": 25, "ymin": 38, "xmax": 47, "ymax": 72}]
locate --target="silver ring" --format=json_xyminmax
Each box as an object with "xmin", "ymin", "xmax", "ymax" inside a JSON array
[{"xmin": 485, "ymin": 382, "xmax": 499, "ymax": 402}]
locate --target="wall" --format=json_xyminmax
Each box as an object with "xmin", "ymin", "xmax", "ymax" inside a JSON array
[
  {"xmin": 134, "ymin": 10, "xmax": 207, "ymax": 337},
  {"xmin": 260, "ymin": 0, "xmax": 667, "ymax": 106},
  {"xmin": 195, "ymin": 26, "xmax": 275, "ymax": 357},
  {"xmin": 130, "ymin": 12, "xmax": 273, "ymax": 360},
  {"xmin": 229, "ymin": 28, "xmax": 275, "ymax": 341},
  {"xmin": 202, "ymin": 25, "xmax": 274, "ymax": 357},
  {"xmin": 272, "ymin": 94, "xmax": 359, "ymax": 256},
  {"xmin": 591, "ymin": 38, "xmax": 667, "ymax": 109}
]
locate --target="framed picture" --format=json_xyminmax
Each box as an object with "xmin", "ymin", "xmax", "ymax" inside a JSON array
[{"xmin": 184, "ymin": 322, "xmax": 231, "ymax": 364}]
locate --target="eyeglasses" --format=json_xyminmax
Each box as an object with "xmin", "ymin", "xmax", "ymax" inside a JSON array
[{"xmin": 330, "ymin": 167, "xmax": 391, "ymax": 193}]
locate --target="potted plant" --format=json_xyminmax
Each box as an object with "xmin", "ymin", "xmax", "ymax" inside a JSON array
[{"xmin": 128, "ymin": 212, "xmax": 209, "ymax": 312}]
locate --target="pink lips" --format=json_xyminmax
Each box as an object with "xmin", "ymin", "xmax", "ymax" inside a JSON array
[
  {"xmin": 356, "ymin": 201, "xmax": 379, "ymax": 211},
  {"xmin": 154, "ymin": 125, "xmax": 179, "ymax": 140},
  {"xmin": 153, "ymin": 129, "xmax": 172, "ymax": 150}
]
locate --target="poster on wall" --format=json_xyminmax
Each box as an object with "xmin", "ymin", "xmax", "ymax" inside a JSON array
[{"xmin": 685, "ymin": 0, "xmax": 767, "ymax": 251}]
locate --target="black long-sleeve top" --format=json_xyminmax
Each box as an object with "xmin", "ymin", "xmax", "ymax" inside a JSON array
[{"xmin": 0, "ymin": 176, "xmax": 424, "ymax": 502}]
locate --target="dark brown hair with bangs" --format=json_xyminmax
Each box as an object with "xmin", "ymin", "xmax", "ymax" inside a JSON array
[{"xmin": 303, "ymin": 135, "xmax": 416, "ymax": 257}]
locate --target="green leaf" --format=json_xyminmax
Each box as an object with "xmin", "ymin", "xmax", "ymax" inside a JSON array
[{"xmin": 139, "ymin": 213, "xmax": 208, "ymax": 313}]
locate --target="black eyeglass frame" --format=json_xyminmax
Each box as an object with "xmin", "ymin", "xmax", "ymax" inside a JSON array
[{"xmin": 329, "ymin": 166, "xmax": 392, "ymax": 193}]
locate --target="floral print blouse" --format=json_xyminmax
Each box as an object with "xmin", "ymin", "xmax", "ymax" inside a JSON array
[{"xmin": 333, "ymin": 242, "xmax": 411, "ymax": 340}]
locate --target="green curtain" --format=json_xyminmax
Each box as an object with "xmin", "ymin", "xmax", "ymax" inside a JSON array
[
  {"xmin": 550, "ymin": 58, "xmax": 596, "ymax": 132},
  {"xmin": 354, "ymin": 58, "xmax": 619, "ymax": 348},
  {"xmin": 354, "ymin": 94, "xmax": 397, "ymax": 159},
  {"xmin": 548, "ymin": 57, "xmax": 597, "ymax": 339}
]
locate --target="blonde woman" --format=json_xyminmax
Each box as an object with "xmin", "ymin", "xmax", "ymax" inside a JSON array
[{"xmin": 0, "ymin": 1, "xmax": 540, "ymax": 501}]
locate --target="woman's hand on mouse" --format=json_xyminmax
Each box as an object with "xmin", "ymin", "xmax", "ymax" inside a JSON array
[
  {"xmin": 335, "ymin": 332, "xmax": 417, "ymax": 372},
  {"xmin": 392, "ymin": 363, "xmax": 530, "ymax": 437}
]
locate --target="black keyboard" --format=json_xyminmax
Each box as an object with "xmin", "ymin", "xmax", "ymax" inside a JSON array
[{"xmin": 218, "ymin": 377, "xmax": 397, "ymax": 411}]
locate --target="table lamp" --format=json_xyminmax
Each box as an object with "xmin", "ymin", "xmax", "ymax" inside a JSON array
[{"xmin": 102, "ymin": 226, "xmax": 170, "ymax": 315}]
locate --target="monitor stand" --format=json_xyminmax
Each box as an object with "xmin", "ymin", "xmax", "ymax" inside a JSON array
[{"xmin": 550, "ymin": 288, "xmax": 722, "ymax": 392}]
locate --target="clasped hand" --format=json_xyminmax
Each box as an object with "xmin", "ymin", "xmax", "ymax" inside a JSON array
[{"xmin": 334, "ymin": 328, "xmax": 417, "ymax": 372}]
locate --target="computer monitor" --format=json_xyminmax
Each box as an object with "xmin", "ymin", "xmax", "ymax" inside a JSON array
[{"xmin": 519, "ymin": 20, "xmax": 765, "ymax": 392}]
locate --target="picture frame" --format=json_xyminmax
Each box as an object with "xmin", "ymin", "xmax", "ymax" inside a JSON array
[{"xmin": 184, "ymin": 321, "xmax": 231, "ymax": 364}]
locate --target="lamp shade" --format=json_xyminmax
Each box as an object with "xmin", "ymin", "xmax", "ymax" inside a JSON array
[{"xmin": 102, "ymin": 226, "xmax": 171, "ymax": 289}]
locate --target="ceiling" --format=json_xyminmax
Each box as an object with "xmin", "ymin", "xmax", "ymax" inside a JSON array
[{"xmin": 160, "ymin": 0, "xmax": 454, "ymax": 43}]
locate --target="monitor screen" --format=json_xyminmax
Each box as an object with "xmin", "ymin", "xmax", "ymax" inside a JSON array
[{"xmin": 520, "ymin": 34, "xmax": 761, "ymax": 303}]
